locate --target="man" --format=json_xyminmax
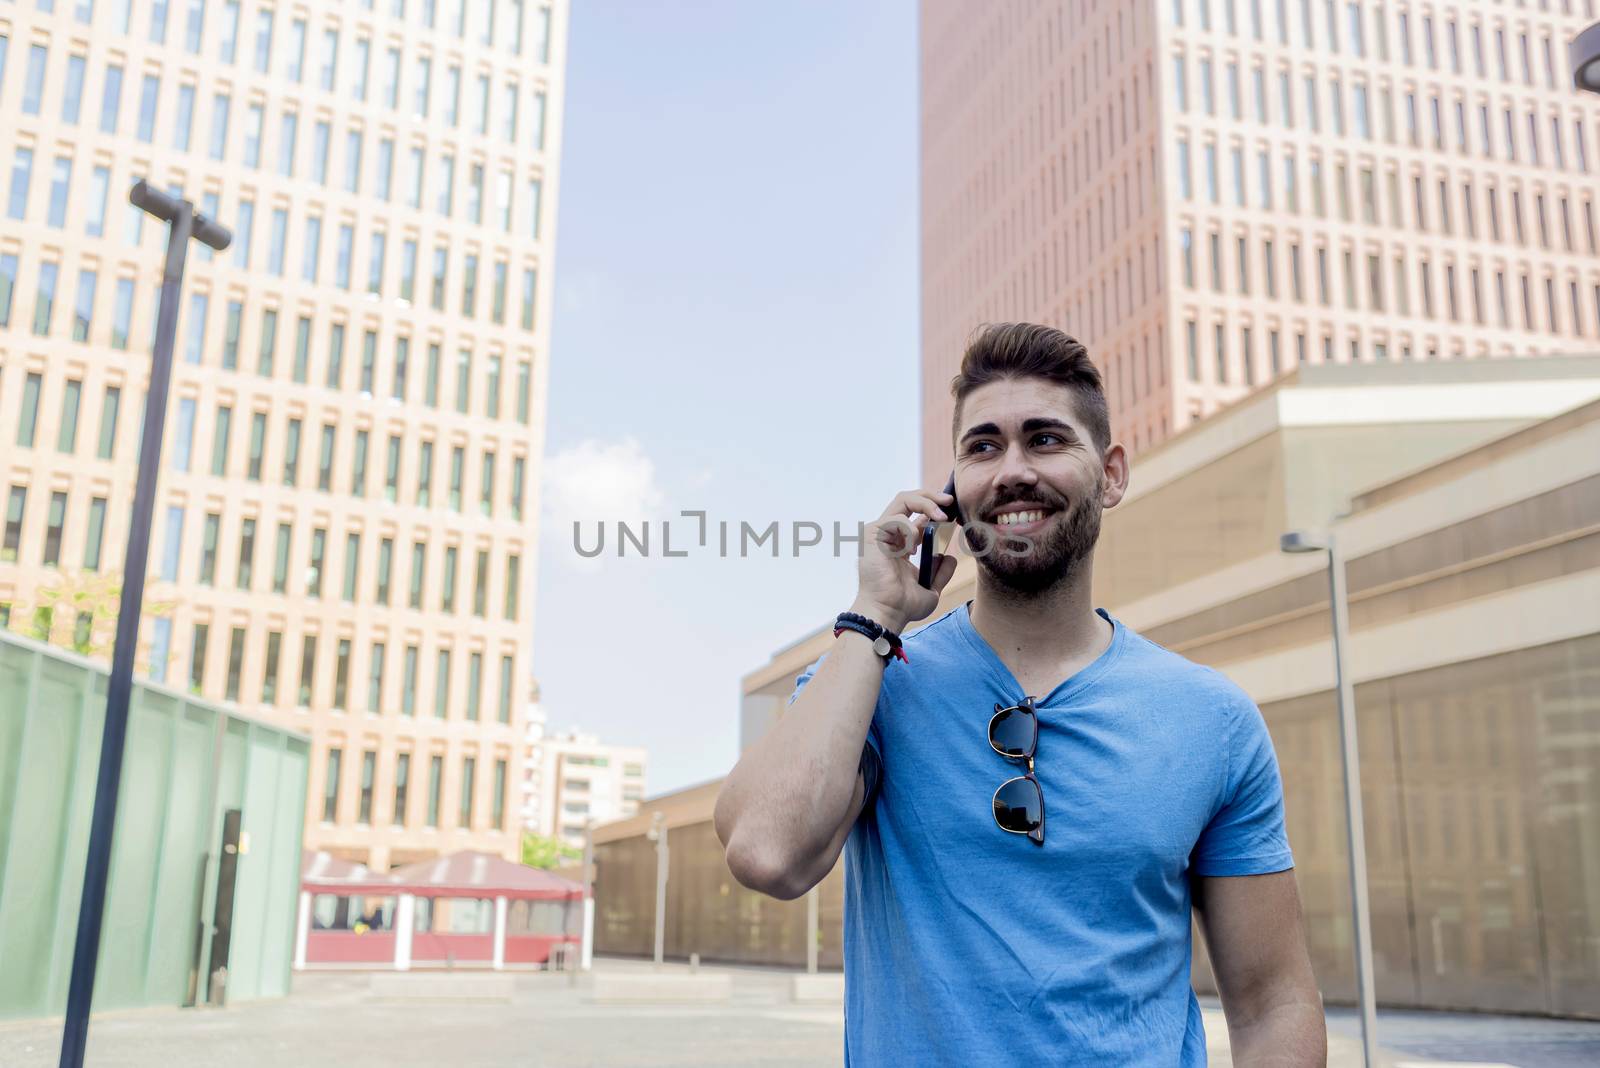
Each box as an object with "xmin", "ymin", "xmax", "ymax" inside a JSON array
[{"xmin": 714, "ymin": 323, "xmax": 1326, "ymax": 1065}]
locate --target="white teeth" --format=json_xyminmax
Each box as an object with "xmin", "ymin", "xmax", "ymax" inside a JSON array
[{"xmin": 997, "ymin": 510, "xmax": 1045, "ymax": 526}]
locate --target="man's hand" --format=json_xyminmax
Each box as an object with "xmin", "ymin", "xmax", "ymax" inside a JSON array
[
  {"xmin": 854, "ymin": 487, "xmax": 959, "ymax": 633},
  {"xmin": 1195, "ymin": 869, "xmax": 1327, "ymax": 1066}
]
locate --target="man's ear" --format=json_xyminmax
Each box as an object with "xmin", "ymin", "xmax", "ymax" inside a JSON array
[{"xmin": 1100, "ymin": 442, "xmax": 1130, "ymax": 509}]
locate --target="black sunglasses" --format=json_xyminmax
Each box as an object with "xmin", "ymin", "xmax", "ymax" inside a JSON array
[{"xmin": 989, "ymin": 697, "xmax": 1045, "ymax": 845}]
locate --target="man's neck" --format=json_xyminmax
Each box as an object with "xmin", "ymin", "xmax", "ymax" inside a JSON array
[{"xmin": 968, "ymin": 560, "xmax": 1112, "ymax": 680}]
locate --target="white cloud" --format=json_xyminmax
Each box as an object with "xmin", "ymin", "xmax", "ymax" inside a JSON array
[{"xmin": 541, "ymin": 437, "xmax": 668, "ymax": 573}]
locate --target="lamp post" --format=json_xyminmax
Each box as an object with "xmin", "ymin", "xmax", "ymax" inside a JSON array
[
  {"xmin": 1280, "ymin": 530, "xmax": 1378, "ymax": 1068},
  {"xmin": 580, "ymin": 818, "xmax": 595, "ymax": 972},
  {"xmin": 646, "ymin": 811, "xmax": 668, "ymax": 966},
  {"xmin": 1570, "ymin": 22, "xmax": 1600, "ymax": 93},
  {"xmin": 59, "ymin": 183, "xmax": 230, "ymax": 1068}
]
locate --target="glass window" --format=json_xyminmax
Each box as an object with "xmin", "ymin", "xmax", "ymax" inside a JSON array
[
  {"xmin": 197, "ymin": 513, "xmax": 220, "ymax": 585},
  {"xmin": 136, "ymin": 73, "xmax": 160, "ymax": 142},
  {"xmin": 62, "ymin": 55, "xmax": 87, "ymax": 124},
  {"xmin": 1, "ymin": 487, "xmax": 26, "ymax": 563},
  {"xmin": 268, "ymin": 208, "xmax": 288, "ymax": 275},
  {"xmin": 459, "ymin": 755, "xmax": 476, "ymax": 826},
  {"xmin": 465, "ymin": 653, "xmax": 483, "ymax": 721},
  {"xmin": 253, "ymin": 7, "xmax": 273, "ymax": 73},
  {"xmin": 0, "ymin": 253, "xmax": 15, "ymax": 328},
  {"xmin": 352, "ymin": 430, "xmax": 369, "ymax": 497},
  {"xmin": 233, "ymin": 200, "xmax": 254, "ymax": 268},
  {"xmin": 434, "ymin": 648, "xmax": 451, "ymax": 717},
  {"xmin": 95, "ymin": 385, "xmax": 122, "ymax": 460},
  {"xmin": 185, "ymin": 292, "xmax": 211, "ymax": 362},
  {"xmin": 323, "ymin": 748, "xmax": 342, "ymax": 821},
  {"xmin": 83, "ymin": 496, "xmax": 107, "ymax": 571},
  {"xmin": 43, "ymin": 493, "xmax": 69, "ymax": 568},
  {"xmin": 172, "ymin": 396, "xmax": 196, "ymax": 471},
  {"xmin": 521, "ymin": 269, "xmax": 537, "ymax": 332},
  {"xmin": 32, "ymin": 261, "xmax": 58, "ymax": 336},
  {"xmin": 100, "ymin": 64, "xmax": 124, "ymax": 133},
  {"xmin": 427, "ymin": 755, "xmax": 443, "ymax": 826},
  {"xmin": 306, "ymin": 528, "xmax": 327, "ymax": 598},
  {"xmin": 261, "ymin": 630, "xmax": 282, "ymax": 705},
  {"xmin": 376, "ymin": 537, "xmax": 394, "ymax": 604},
  {"xmin": 283, "ymin": 417, "xmax": 301, "ymax": 486},
  {"xmin": 243, "ymin": 102, "xmax": 263, "ymax": 167},
  {"xmin": 45, "ymin": 154, "xmax": 72, "ymax": 227},
  {"xmin": 22, "ymin": 44, "xmax": 47, "ymax": 116},
  {"xmin": 418, "ymin": 441, "xmax": 434, "ymax": 505},
  {"xmin": 472, "ymin": 549, "xmax": 489, "ymax": 616},
  {"xmin": 442, "ymin": 546, "xmax": 456, "ymax": 611},
  {"xmin": 341, "ymin": 533, "xmax": 362, "ymax": 603},
  {"xmin": 368, "ymin": 230, "xmax": 386, "ymax": 294},
  {"xmin": 236, "ymin": 517, "xmax": 257, "ymax": 589},
  {"xmin": 327, "ymin": 322, "xmax": 346, "ymax": 388},
  {"xmin": 8, "ymin": 146, "xmax": 34, "ymax": 220},
  {"xmin": 333, "ymin": 638, "xmax": 352, "ymax": 710},
  {"xmin": 504, "ymin": 554, "xmax": 519, "ymax": 619},
  {"xmin": 298, "ymin": 635, "xmax": 317, "ymax": 705},
  {"xmin": 72, "ymin": 269, "xmax": 97, "ymax": 342},
  {"xmin": 368, "ymin": 644, "xmax": 385, "ymax": 713}
]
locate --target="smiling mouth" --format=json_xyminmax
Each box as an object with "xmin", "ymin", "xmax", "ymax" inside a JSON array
[{"xmin": 990, "ymin": 508, "xmax": 1056, "ymax": 527}]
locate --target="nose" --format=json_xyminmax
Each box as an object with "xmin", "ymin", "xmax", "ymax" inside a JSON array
[{"xmin": 993, "ymin": 439, "xmax": 1039, "ymax": 496}]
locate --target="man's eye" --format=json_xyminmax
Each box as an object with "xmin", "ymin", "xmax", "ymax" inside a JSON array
[
  {"xmin": 1033, "ymin": 434, "xmax": 1063, "ymax": 446},
  {"xmin": 968, "ymin": 441, "xmax": 995, "ymax": 454}
]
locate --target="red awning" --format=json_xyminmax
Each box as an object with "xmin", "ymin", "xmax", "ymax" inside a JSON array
[
  {"xmin": 300, "ymin": 849, "xmax": 582, "ymax": 901},
  {"xmin": 387, "ymin": 851, "xmax": 583, "ymax": 901}
]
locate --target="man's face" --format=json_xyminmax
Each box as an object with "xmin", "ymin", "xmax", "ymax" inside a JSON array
[{"xmin": 952, "ymin": 377, "xmax": 1127, "ymax": 596}]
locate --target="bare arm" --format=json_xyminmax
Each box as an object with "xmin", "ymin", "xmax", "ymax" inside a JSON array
[
  {"xmin": 714, "ymin": 487, "xmax": 957, "ymax": 901},
  {"xmin": 1195, "ymin": 869, "xmax": 1327, "ymax": 1067}
]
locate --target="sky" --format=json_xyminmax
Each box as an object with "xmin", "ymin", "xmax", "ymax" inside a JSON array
[{"xmin": 533, "ymin": 0, "xmax": 924, "ymax": 796}]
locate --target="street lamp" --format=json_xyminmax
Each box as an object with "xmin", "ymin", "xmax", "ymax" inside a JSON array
[
  {"xmin": 59, "ymin": 183, "xmax": 230, "ymax": 1068},
  {"xmin": 1279, "ymin": 530, "xmax": 1378, "ymax": 1068},
  {"xmin": 1571, "ymin": 22, "xmax": 1600, "ymax": 93},
  {"xmin": 646, "ymin": 811, "xmax": 668, "ymax": 967},
  {"xmin": 580, "ymin": 818, "xmax": 596, "ymax": 972}
]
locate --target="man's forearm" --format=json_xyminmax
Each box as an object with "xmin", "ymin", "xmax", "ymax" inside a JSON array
[
  {"xmin": 1227, "ymin": 998, "xmax": 1327, "ymax": 1067},
  {"xmin": 714, "ymin": 614, "xmax": 891, "ymax": 894}
]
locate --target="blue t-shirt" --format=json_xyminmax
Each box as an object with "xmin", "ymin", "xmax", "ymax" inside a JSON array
[{"xmin": 788, "ymin": 601, "xmax": 1294, "ymax": 1067}]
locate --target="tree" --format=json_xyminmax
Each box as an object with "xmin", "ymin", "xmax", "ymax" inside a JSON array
[
  {"xmin": 4, "ymin": 570, "xmax": 179, "ymax": 667},
  {"xmin": 521, "ymin": 832, "xmax": 582, "ymax": 870}
]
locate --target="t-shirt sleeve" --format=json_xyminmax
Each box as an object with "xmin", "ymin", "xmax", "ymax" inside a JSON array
[
  {"xmin": 1190, "ymin": 696, "xmax": 1294, "ymax": 877},
  {"xmin": 789, "ymin": 653, "xmax": 884, "ymax": 809}
]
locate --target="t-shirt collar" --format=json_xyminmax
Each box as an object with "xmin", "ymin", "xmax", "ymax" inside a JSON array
[{"xmin": 956, "ymin": 599, "xmax": 1125, "ymax": 707}]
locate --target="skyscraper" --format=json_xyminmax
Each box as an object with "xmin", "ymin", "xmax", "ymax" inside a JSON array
[
  {"xmin": 0, "ymin": 0, "xmax": 566, "ymax": 870},
  {"xmin": 920, "ymin": 0, "xmax": 1600, "ymax": 480}
]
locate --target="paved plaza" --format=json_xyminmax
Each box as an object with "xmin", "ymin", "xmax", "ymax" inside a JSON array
[{"xmin": 1, "ymin": 959, "xmax": 1596, "ymax": 1067}]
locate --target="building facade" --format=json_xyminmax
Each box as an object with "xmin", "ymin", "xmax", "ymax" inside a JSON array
[
  {"xmin": 921, "ymin": 0, "xmax": 1600, "ymax": 482},
  {"xmin": 0, "ymin": 0, "xmax": 567, "ymax": 871},
  {"xmin": 521, "ymin": 698, "xmax": 647, "ymax": 850}
]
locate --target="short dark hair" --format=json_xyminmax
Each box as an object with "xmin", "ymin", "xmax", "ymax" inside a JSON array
[{"xmin": 949, "ymin": 323, "xmax": 1111, "ymax": 453}]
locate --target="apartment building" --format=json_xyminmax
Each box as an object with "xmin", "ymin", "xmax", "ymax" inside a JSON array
[{"xmin": 0, "ymin": 0, "xmax": 568, "ymax": 870}]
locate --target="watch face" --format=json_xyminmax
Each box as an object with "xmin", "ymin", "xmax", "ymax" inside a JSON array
[{"xmin": 872, "ymin": 635, "xmax": 891, "ymax": 657}]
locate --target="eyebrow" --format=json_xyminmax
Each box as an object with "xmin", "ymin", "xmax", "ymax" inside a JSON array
[{"xmin": 959, "ymin": 417, "xmax": 1079, "ymax": 445}]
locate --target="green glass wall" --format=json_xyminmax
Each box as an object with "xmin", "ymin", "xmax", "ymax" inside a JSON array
[{"xmin": 0, "ymin": 632, "xmax": 309, "ymax": 1019}]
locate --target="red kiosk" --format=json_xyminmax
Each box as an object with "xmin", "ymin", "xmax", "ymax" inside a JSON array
[{"xmin": 296, "ymin": 850, "xmax": 582, "ymax": 970}]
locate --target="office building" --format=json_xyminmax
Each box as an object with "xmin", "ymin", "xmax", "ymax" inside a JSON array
[
  {"xmin": 920, "ymin": 0, "xmax": 1600, "ymax": 479},
  {"xmin": 0, "ymin": 0, "xmax": 567, "ymax": 871}
]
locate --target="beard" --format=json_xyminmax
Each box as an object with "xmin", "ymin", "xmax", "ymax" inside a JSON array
[{"xmin": 969, "ymin": 478, "xmax": 1104, "ymax": 597}]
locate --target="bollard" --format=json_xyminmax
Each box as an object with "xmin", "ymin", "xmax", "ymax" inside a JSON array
[{"xmin": 689, "ymin": 952, "xmax": 700, "ymax": 973}]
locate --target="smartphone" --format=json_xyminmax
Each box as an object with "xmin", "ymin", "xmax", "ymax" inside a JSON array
[{"xmin": 918, "ymin": 472, "xmax": 963, "ymax": 589}]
